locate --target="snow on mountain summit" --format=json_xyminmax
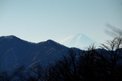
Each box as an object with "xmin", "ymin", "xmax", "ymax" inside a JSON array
[{"xmin": 60, "ymin": 34, "xmax": 96, "ymax": 49}]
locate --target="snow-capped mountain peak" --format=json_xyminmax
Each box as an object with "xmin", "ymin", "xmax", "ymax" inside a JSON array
[{"xmin": 60, "ymin": 33, "xmax": 96, "ymax": 49}]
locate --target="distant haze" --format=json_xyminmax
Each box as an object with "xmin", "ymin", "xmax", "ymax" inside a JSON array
[
  {"xmin": 60, "ymin": 33, "xmax": 97, "ymax": 49},
  {"xmin": 0, "ymin": 0, "xmax": 122, "ymax": 43}
]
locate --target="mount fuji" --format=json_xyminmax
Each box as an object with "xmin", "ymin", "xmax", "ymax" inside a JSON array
[
  {"xmin": 0, "ymin": 35, "xmax": 102, "ymax": 72},
  {"xmin": 60, "ymin": 34, "xmax": 96, "ymax": 49},
  {"xmin": 0, "ymin": 35, "xmax": 122, "ymax": 74}
]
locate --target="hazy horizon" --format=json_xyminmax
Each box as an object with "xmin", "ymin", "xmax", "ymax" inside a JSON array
[{"xmin": 0, "ymin": 0, "xmax": 122, "ymax": 43}]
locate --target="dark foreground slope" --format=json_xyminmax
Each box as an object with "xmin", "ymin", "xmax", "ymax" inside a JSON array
[
  {"xmin": 0, "ymin": 35, "xmax": 75, "ymax": 72},
  {"xmin": 0, "ymin": 35, "xmax": 122, "ymax": 81}
]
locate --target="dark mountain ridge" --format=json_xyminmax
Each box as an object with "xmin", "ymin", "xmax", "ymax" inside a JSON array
[
  {"xmin": 0, "ymin": 35, "xmax": 71, "ymax": 72},
  {"xmin": 0, "ymin": 35, "xmax": 121, "ymax": 73}
]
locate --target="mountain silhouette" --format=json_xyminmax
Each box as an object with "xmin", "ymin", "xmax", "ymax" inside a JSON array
[{"xmin": 0, "ymin": 35, "xmax": 71, "ymax": 72}]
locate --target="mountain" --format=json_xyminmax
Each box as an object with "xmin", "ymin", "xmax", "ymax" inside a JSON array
[
  {"xmin": 0, "ymin": 35, "xmax": 73, "ymax": 72},
  {"xmin": 60, "ymin": 34, "xmax": 96, "ymax": 49}
]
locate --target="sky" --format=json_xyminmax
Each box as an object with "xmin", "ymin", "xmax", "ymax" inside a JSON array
[{"xmin": 0, "ymin": 0, "xmax": 122, "ymax": 43}]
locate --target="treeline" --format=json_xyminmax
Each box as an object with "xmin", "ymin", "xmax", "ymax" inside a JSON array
[{"xmin": 0, "ymin": 37, "xmax": 122, "ymax": 81}]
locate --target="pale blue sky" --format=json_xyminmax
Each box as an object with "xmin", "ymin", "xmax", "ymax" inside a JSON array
[{"xmin": 0, "ymin": 0, "xmax": 122, "ymax": 43}]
